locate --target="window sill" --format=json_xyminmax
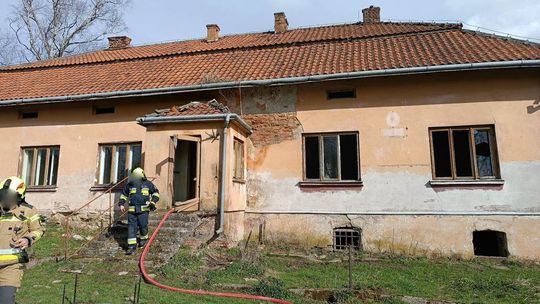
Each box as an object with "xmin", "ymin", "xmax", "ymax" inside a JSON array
[
  {"xmin": 429, "ymin": 179, "xmax": 505, "ymax": 187},
  {"xmin": 233, "ymin": 178, "xmax": 246, "ymax": 184},
  {"xmin": 26, "ymin": 186, "xmax": 57, "ymax": 193},
  {"xmin": 298, "ymin": 181, "xmax": 364, "ymax": 188}
]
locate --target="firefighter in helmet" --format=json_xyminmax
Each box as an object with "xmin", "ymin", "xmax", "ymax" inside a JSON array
[
  {"xmin": 0, "ymin": 176, "xmax": 45, "ymax": 304},
  {"xmin": 119, "ymin": 168, "xmax": 159, "ymax": 255}
]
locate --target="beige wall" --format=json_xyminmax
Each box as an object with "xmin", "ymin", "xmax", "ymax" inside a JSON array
[{"xmin": 244, "ymin": 68, "xmax": 540, "ymax": 259}]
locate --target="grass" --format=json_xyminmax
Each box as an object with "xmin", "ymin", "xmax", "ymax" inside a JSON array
[{"xmin": 16, "ymin": 225, "xmax": 540, "ymax": 303}]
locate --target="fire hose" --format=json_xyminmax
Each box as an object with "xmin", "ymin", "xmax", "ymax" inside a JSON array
[{"xmin": 139, "ymin": 208, "xmax": 292, "ymax": 304}]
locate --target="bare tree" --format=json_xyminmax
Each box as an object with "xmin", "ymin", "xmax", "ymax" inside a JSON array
[{"xmin": 5, "ymin": 0, "xmax": 130, "ymax": 63}]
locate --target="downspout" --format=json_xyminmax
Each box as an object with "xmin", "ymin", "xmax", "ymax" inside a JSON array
[{"xmin": 216, "ymin": 113, "xmax": 232, "ymax": 235}]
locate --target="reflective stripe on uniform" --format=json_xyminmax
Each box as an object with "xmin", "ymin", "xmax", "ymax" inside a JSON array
[
  {"xmin": 127, "ymin": 238, "xmax": 137, "ymax": 245},
  {"xmin": 151, "ymin": 193, "xmax": 160, "ymax": 198},
  {"xmin": 140, "ymin": 234, "xmax": 148, "ymax": 240},
  {"xmin": 0, "ymin": 249, "xmax": 22, "ymax": 255},
  {"xmin": 0, "ymin": 216, "xmax": 21, "ymax": 222},
  {"xmin": 120, "ymin": 194, "xmax": 128, "ymax": 201},
  {"xmin": 128, "ymin": 206, "xmax": 136, "ymax": 212},
  {"xmin": 27, "ymin": 214, "xmax": 41, "ymax": 222},
  {"xmin": 129, "ymin": 188, "xmax": 137, "ymax": 194},
  {"xmin": 141, "ymin": 188, "xmax": 150, "ymax": 196},
  {"xmin": 141, "ymin": 206, "xmax": 150, "ymax": 212},
  {"xmin": 0, "ymin": 255, "xmax": 19, "ymax": 261}
]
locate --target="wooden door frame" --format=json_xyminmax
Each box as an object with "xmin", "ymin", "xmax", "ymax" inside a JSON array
[{"xmin": 169, "ymin": 134, "xmax": 201, "ymax": 208}]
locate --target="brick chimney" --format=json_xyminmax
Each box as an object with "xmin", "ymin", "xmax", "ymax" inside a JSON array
[
  {"xmin": 206, "ymin": 24, "xmax": 220, "ymax": 42},
  {"xmin": 274, "ymin": 12, "xmax": 288, "ymax": 33},
  {"xmin": 107, "ymin": 36, "xmax": 131, "ymax": 49},
  {"xmin": 362, "ymin": 6, "xmax": 380, "ymax": 23}
]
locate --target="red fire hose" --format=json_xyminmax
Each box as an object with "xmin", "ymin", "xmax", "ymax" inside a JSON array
[{"xmin": 139, "ymin": 208, "xmax": 292, "ymax": 304}]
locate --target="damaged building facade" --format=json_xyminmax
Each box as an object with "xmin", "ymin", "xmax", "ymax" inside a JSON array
[{"xmin": 0, "ymin": 6, "xmax": 539, "ymax": 259}]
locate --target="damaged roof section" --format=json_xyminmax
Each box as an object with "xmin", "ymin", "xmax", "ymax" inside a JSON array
[{"xmin": 138, "ymin": 99, "xmax": 252, "ymax": 134}]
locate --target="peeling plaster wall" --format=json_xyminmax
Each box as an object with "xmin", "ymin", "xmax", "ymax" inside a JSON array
[
  {"xmin": 245, "ymin": 213, "xmax": 540, "ymax": 260},
  {"xmin": 244, "ymin": 69, "xmax": 540, "ymax": 258}
]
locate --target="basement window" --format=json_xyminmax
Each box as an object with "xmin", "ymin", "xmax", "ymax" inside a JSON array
[
  {"xmin": 94, "ymin": 106, "xmax": 115, "ymax": 115},
  {"xmin": 19, "ymin": 111, "xmax": 38, "ymax": 119},
  {"xmin": 333, "ymin": 227, "xmax": 362, "ymax": 251},
  {"xmin": 303, "ymin": 132, "xmax": 360, "ymax": 181},
  {"xmin": 473, "ymin": 230, "xmax": 509, "ymax": 257},
  {"xmin": 327, "ymin": 89, "xmax": 356, "ymax": 100},
  {"xmin": 429, "ymin": 125, "xmax": 500, "ymax": 180}
]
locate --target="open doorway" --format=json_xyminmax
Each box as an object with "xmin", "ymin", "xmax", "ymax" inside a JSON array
[{"xmin": 173, "ymin": 138, "xmax": 199, "ymax": 204}]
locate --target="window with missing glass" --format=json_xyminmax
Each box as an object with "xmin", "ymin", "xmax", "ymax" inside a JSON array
[
  {"xmin": 429, "ymin": 126, "xmax": 500, "ymax": 180},
  {"xmin": 303, "ymin": 132, "xmax": 360, "ymax": 181},
  {"xmin": 233, "ymin": 138, "xmax": 245, "ymax": 180},
  {"xmin": 98, "ymin": 142, "xmax": 142, "ymax": 185},
  {"xmin": 20, "ymin": 146, "xmax": 60, "ymax": 187}
]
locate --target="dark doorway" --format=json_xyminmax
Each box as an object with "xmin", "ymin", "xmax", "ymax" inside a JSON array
[
  {"xmin": 473, "ymin": 230, "xmax": 509, "ymax": 257},
  {"xmin": 173, "ymin": 139, "xmax": 199, "ymax": 203}
]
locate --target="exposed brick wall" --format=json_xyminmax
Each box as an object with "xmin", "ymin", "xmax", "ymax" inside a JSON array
[{"xmin": 243, "ymin": 113, "xmax": 303, "ymax": 147}]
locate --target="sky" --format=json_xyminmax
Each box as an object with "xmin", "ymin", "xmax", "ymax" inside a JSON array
[{"xmin": 0, "ymin": 0, "xmax": 539, "ymax": 47}]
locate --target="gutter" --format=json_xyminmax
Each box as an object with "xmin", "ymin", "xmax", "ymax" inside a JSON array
[
  {"xmin": 137, "ymin": 113, "xmax": 252, "ymax": 134},
  {"xmin": 244, "ymin": 210, "xmax": 540, "ymax": 216},
  {"xmin": 2, "ymin": 60, "xmax": 539, "ymax": 107},
  {"xmin": 216, "ymin": 114, "xmax": 232, "ymax": 235}
]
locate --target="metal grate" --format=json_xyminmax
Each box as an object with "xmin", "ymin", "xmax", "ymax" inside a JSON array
[{"xmin": 333, "ymin": 227, "xmax": 362, "ymax": 251}]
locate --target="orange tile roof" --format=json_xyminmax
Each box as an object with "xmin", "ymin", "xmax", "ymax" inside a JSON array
[{"xmin": 0, "ymin": 22, "xmax": 538, "ymax": 102}]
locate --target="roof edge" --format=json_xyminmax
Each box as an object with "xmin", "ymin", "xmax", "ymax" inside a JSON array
[
  {"xmin": 2, "ymin": 60, "xmax": 539, "ymax": 107},
  {"xmin": 137, "ymin": 113, "xmax": 253, "ymax": 134}
]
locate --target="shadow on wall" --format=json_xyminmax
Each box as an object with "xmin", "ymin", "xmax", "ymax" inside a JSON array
[{"xmin": 527, "ymin": 99, "xmax": 540, "ymax": 114}]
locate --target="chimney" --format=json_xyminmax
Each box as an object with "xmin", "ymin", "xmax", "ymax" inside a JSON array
[
  {"xmin": 107, "ymin": 36, "xmax": 131, "ymax": 49},
  {"xmin": 362, "ymin": 6, "xmax": 380, "ymax": 23},
  {"xmin": 274, "ymin": 12, "xmax": 288, "ymax": 33},
  {"xmin": 206, "ymin": 24, "xmax": 220, "ymax": 42}
]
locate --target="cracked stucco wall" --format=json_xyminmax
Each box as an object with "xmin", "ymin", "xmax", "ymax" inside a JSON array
[{"xmin": 244, "ymin": 69, "xmax": 540, "ymax": 259}]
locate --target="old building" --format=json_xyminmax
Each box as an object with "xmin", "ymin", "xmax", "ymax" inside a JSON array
[{"xmin": 0, "ymin": 6, "xmax": 539, "ymax": 259}]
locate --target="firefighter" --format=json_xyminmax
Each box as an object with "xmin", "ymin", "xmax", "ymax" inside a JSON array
[
  {"xmin": 0, "ymin": 176, "xmax": 45, "ymax": 304},
  {"xmin": 118, "ymin": 168, "xmax": 159, "ymax": 255}
]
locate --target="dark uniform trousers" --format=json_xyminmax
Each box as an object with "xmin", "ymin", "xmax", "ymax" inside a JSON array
[{"xmin": 127, "ymin": 211, "xmax": 149, "ymax": 247}]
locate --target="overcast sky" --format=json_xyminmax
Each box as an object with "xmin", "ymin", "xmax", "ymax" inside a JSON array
[{"xmin": 0, "ymin": 0, "xmax": 538, "ymax": 46}]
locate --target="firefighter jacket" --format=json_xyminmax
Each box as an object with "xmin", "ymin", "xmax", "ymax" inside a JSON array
[
  {"xmin": 118, "ymin": 180, "xmax": 160, "ymax": 213},
  {"xmin": 0, "ymin": 202, "xmax": 44, "ymax": 267}
]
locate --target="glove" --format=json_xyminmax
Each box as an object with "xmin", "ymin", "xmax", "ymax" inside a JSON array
[{"xmin": 149, "ymin": 202, "xmax": 157, "ymax": 212}]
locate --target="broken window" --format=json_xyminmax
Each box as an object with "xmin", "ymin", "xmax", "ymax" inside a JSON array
[
  {"xmin": 333, "ymin": 227, "xmax": 362, "ymax": 251},
  {"xmin": 429, "ymin": 126, "xmax": 499, "ymax": 180},
  {"xmin": 20, "ymin": 146, "xmax": 60, "ymax": 187},
  {"xmin": 303, "ymin": 133, "xmax": 360, "ymax": 181},
  {"xmin": 98, "ymin": 142, "xmax": 141, "ymax": 184},
  {"xmin": 233, "ymin": 138, "xmax": 245, "ymax": 180},
  {"xmin": 473, "ymin": 230, "xmax": 509, "ymax": 257}
]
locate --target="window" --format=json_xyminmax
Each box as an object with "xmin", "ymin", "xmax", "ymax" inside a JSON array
[
  {"xmin": 473, "ymin": 230, "xmax": 509, "ymax": 257},
  {"xmin": 429, "ymin": 126, "xmax": 500, "ymax": 180},
  {"xmin": 93, "ymin": 106, "xmax": 115, "ymax": 115},
  {"xmin": 303, "ymin": 133, "xmax": 360, "ymax": 181},
  {"xmin": 98, "ymin": 143, "xmax": 141, "ymax": 184},
  {"xmin": 327, "ymin": 89, "xmax": 356, "ymax": 100},
  {"xmin": 19, "ymin": 111, "xmax": 38, "ymax": 119},
  {"xmin": 333, "ymin": 227, "xmax": 362, "ymax": 251},
  {"xmin": 233, "ymin": 138, "xmax": 245, "ymax": 180},
  {"xmin": 20, "ymin": 146, "xmax": 60, "ymax": 187}
]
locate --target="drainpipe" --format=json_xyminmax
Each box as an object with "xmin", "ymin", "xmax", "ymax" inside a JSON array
[{"xmin": 216, "ymin": 114, "xmax": 231, "ymax": 236}]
